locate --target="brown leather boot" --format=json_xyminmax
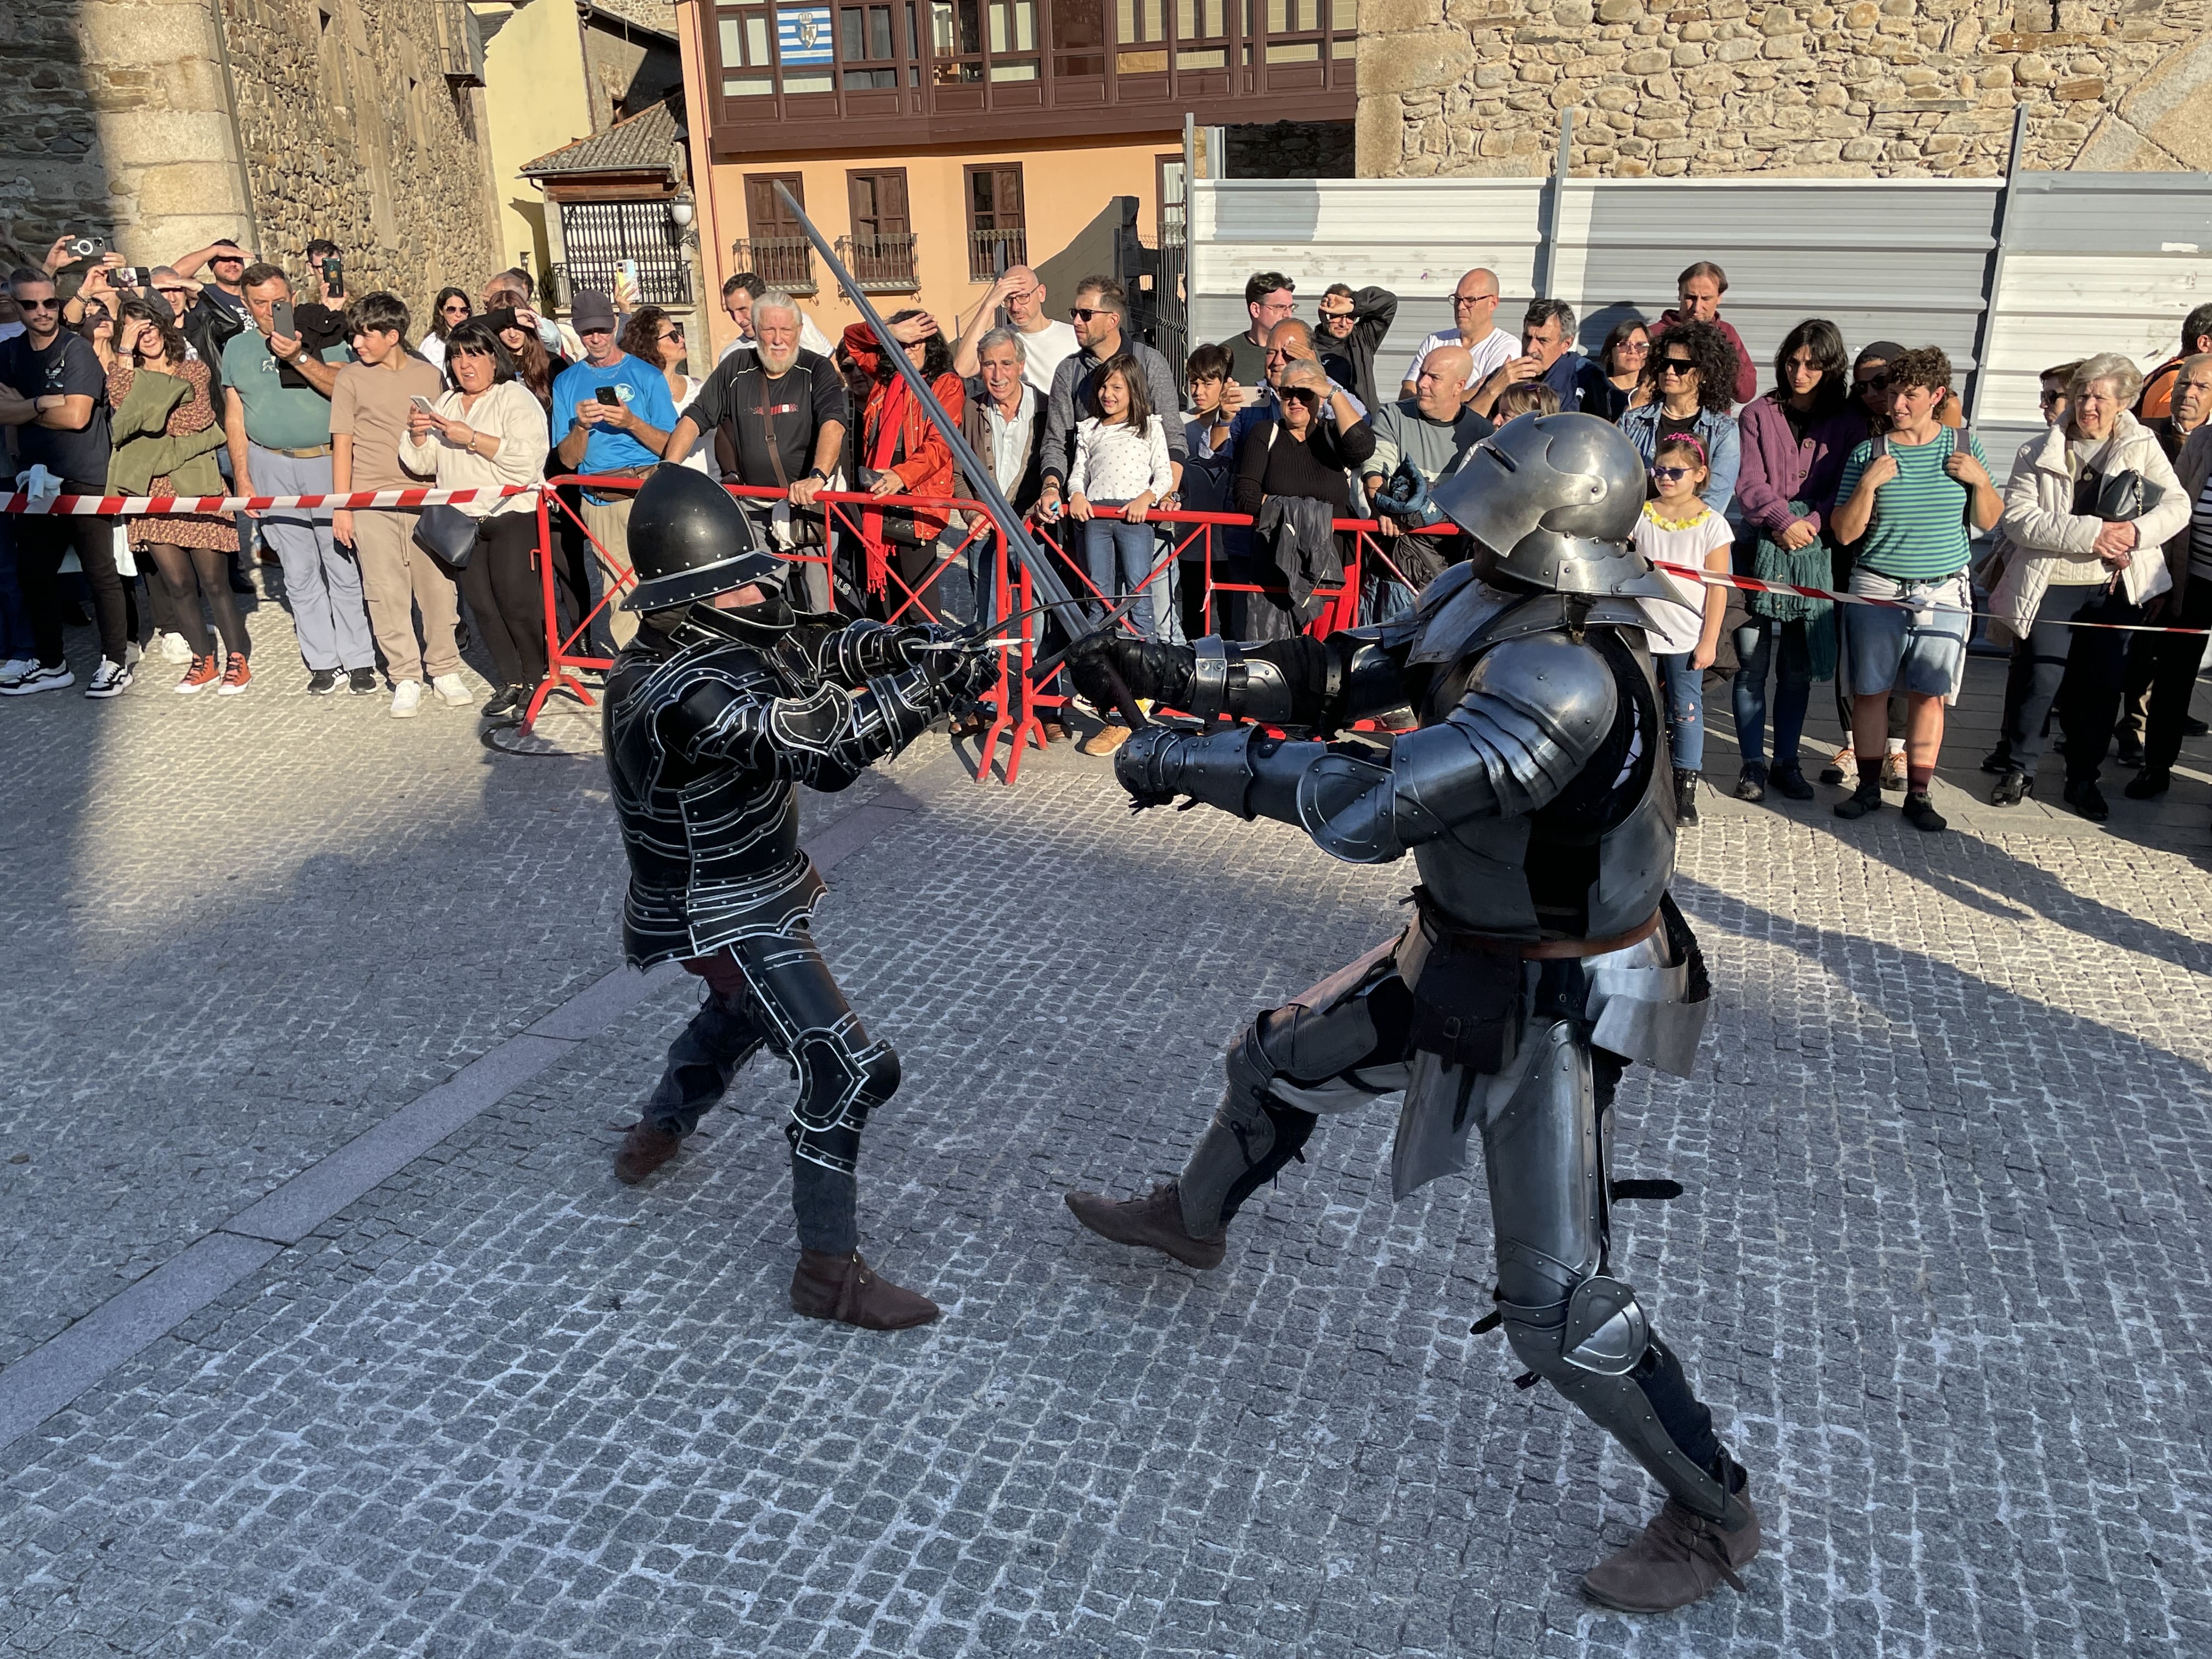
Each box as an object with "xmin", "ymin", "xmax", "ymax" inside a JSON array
[
  {"xmin": 1581, "ymin": 1482, "xmax": 1761, "ymax": 1613},
  {"xmin": 789, "ymin": 1251, "xmax": 941, "ymax": 1330},
  {"xmin": 613, "ymin": 1120, "xmax": 681, "ymax": 1185},
  {"xmin": 1064, "ymin": 1181, "xmax": 1226, "ymax": 1269}
]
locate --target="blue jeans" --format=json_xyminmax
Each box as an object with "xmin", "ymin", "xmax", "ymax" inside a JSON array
[
  {"xmin": 1082, "ymin": 510, "xmax": 1165, "ymax": 640},
  {"xmin": 1730, "ymin": 614, "xmax": 1813, "ymax": 772},
  {"xmin": 1656, "ymin": 651, "xmax": 1705, "ymax": 772}
]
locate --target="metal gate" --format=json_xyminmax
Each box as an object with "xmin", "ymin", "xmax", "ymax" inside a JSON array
[
  {"xmin": 1149, "ymin": 157, "xmax": 1188, "ymax": 372},
  {"xmin": 556, "ymin": 201, "xmax": 695, "ymax": 308}
]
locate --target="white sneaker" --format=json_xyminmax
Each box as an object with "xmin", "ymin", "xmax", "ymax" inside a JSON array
[
  {"xmin": 84, "ymin": 658, "xmax": 133, "ymax": 699},
  {"xmin": 0, "ymin": 657, "xmax": 31, "ymax": 686},
  {"xmin": 431, "ymin": 673, "xmax": 475, "ymax": 708},
  {"xmin": 123, "ymin": 640, "xmax": 144, "ymax": 670},
  {"xmin": 0, "ymin": 662, "xmax": 71, "ymax": 696},
  {"xmin": 158, "ymin": 631, "xmax": 193, "ymax": 664},
  {"xmin": 390, "ymin": 679, "xmax": 424, "ymax": 719}
]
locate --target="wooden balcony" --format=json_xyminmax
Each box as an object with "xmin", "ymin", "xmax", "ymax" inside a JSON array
[{"xmin": 704, "ymin": 0, "xmax": 1356, "ymax": 155}]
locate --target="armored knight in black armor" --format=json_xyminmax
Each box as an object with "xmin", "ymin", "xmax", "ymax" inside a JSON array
[
  {"xmin": 1062, "ymin": 414, "xmax": 1761, "ymax": 1611},
  {"xmin": 604, "ymin": 468, "xmax": 994, "ymax": 1330}
]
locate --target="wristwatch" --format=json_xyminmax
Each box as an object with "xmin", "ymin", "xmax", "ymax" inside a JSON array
[{"xmin": 802, "ymin": 467, "xmax": 828, "ymax": 483}]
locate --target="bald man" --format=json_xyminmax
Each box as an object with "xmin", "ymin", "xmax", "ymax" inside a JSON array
[
  {"xmin": 952, "ymin": 262, "xmax": 1079, "ymax": 395},
  {"xmin": 1363, "ymin": 343, "xmax": 1493, "ymax": 612},
  {"xmin": 1401, "ymin": 268, "xmax": 1516, "ymax": 403}
]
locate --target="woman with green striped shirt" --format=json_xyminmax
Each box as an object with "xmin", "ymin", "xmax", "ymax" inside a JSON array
[{"xmin": 1829, "ymin": 346, "xmax": 2002, "ymax": 832}]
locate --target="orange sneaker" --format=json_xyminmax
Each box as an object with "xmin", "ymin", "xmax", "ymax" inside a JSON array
[
  {"xmin": 217, "ymin": 653, "xmax": 252, "ymax": 696},
  {"xmin": 175, "ymin": 654, "xmax": 221, "ymax": 695}
]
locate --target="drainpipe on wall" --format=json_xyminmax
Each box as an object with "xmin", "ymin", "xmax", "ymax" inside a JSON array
[{"xmin": 204, "ymin": 0, "xmax": 263, "ymax": 251}]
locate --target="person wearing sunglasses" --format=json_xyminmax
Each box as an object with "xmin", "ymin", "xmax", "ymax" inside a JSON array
[
  {"xmin": 1618, "ymin": 321, "xmax": 1741, "ymax": 516},
  {"xmin": 1314, "ymin": 279, "xmax": 1398, "ymax": 413},
  {"xmin": 419, "ymin": 287, "xmax": 472, "ymax": 375},
  {"xmin": 1635, "ymin": 435, "xmax": 1736, "ymax": 823},
  {"xmin": 620, "ymin": 306, "xmax": 713, "ymax": 476},
  {"xmin": 1036, "ymin": 278, "xmax": 1186, "ymax": 532},
  {"xmin": 0, "ymin": 270, "xmax": 132, "ymax": 698},
  {"xmin": 1829, "ymin": 345, "xmax": 2002, "ymax": 832}
]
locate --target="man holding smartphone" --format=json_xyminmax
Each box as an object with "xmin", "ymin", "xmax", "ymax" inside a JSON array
[
  {"xmin": 330, "ymin": 291, "xmax": 467, "ymax": 716},
  {"xmin": 221, "ymin": 262, "xmax": 376, "ymax": 695},
  {"xmin": 551, "ymin": 290, "xmax": 677, "ymax": 644}
]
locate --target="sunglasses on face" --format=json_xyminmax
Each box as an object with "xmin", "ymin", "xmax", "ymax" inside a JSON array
[
  {"xmin": 1656, "ymin": 358, "xmax": 1695, "ymax": 375},
  {"xmin": 442, "ymin": 302, "xmax": 470, "ymax": 313},
  {"xmin": 1317, "ymin": 308, "xmax": 1355, "ymax": 322},
  {"xmin": 657, "ymin": 329, "xmax": 682, "ymax": 343},
  {"xmin": 1651, "ymin": 465, "xmax": 1694, "ymax": 482},
  {"xmin": 21, "ymin": 297, "xmax": 60, "ymax": 311},
  {"xmin": 1068, "ymin": 307, "xmax": 1110, "ymax": 322},
  {"xmin": 1855, "ymin": 374, "xmax": 1890, "ymax": 393},
  {"xmin": 2039, "ymin": 388, "xmax": 2066, "ymax": 405}
]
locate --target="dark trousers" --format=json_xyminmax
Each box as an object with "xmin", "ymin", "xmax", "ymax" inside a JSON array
[
  {"xmin": 2118, "ymin": 631, "xmax": 2158, "ymax": 743},
  {"xmin": 456, "ymin": 513, "xmax": 546, "ymax": 689},
  {"xmin": 2143, "ymin": 580, "xmax": 2212, "ymax": 775},
  {"xmin": 644, "ymin": 930, "xmax": 899, "ymax": 1254},
  {"xmin": 2004, "ymin": 581, "xmax": 2142, "ymax": 782},
  {"xmin": 1730, "ymin": 614, "xmax": 1814, "ymax": 772},
  {"xmin": 147, "ymin": 543, "xmax": 250, "ymax": 660},
  {"xmin": 16, "ymin": 492, "xmax": 125, "ymax": 666}
]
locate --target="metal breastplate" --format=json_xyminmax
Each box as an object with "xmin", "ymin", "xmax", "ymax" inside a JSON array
[
  {"xmin": 1404, "ymin": 598, "xmax": 1674, "ymax": 940},
  {"xmin": 603, "ymin": 633, "xmax": 815, "ymax": 962}
]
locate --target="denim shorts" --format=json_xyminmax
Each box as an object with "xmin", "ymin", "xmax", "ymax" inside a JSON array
[{"xmin": 1843, "ymin": 569, "xmax": 1969, "ymax": 697}]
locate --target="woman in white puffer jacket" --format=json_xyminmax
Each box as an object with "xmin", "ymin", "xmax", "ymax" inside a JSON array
[{"xmin": 1986, "ymin": 352, "xmax": 2189, "ymax": 820}]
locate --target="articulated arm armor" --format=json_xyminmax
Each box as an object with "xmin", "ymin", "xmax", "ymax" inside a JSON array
[
  {"xmin": 1116, "ymin": 633, "xmax": 1618, "ymax": 864},
  {"xmin": 1066, "ymin": 629, "xmax": 1414, "ymax": 737},
  {"xmin": 664, "ymin": 644, "xmax": 990, "ymax": 794},
  {"xmin": 787, "ymin": 618, "xmax": 938, "ymax": 689}
]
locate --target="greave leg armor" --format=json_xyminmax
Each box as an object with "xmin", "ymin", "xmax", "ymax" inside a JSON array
[
  {"xmin": 1481, "ymin": 1011, "xmax": 1746, "ymax": 1528},
  {"xmin": 702, "ymin": 926, "xmax": 902, "ymax": 1255},
  {"xmin": 1178, "ymin": 939, "xmax": 1412, "ymax": 1238}
]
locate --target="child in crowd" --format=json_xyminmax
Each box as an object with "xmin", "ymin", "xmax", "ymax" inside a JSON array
[
  {"xmin": 1068, "ymin": 352, "xmax": 1175, "ymax": 642},
  {"xmin": 1493, "ymin": 380, "xmax": 1561, "ymax": 424},
  {"xmin": 1634, "ymin": 433, "xmax": 1735, "ymax": 825}
]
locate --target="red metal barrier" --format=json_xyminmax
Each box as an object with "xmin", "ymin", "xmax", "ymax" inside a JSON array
[{"xmin": 522, "ymin": 476, "xmax": 1457, "ymax": 771}]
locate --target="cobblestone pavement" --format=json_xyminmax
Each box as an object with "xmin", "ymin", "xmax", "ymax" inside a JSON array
[{"xmin": 5, "ymin": 602, "xmax": 2212, "ymax": 1657}]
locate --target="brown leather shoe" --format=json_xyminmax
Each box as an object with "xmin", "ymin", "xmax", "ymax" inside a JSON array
[
  {"xmin": 613, "ymin": 1120, "xmax": 681, "ymax": 1185},
  {"xmin": 1064, "ymin": 1181, "xmax": 1227, "ymax": 1269},
  {"xmin": 1581, "ymin": 1482, "xmax": 1761, "ymax": 1613},
  {"xmin": 789, "ymin": 1250, "xmax": 941, "ymax": 1329}
]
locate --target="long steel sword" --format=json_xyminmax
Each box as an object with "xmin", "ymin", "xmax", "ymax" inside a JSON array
[{"xmin": 771, "ymin": 183, "xmax": 1148, "ymax": 731}]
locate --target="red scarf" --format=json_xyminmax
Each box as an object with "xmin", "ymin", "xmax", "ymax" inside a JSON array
[{"xmin": 860, "ymin": 374, "xmax": 911, "ymax": 597}]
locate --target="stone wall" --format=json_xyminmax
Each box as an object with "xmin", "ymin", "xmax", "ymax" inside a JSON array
[
  {"xmin": 0, "ymin": 0, "xmax": 500, "ymax": 323},
  {"xmin": 1225, "ymin": 120, "xmax": 1358, "ymax": 178},
  {"xmin": 1357, "ymin": 0, "xmax": 2212, "ymax": 178}
]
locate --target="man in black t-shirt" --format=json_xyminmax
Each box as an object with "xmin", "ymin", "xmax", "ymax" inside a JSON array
[
  {"xmin": 663, "ymin": 291, "xmax": 849, "ymax": 612},
  {"xmin": 0, "ymin": 270, "xmax": 129, "ymax": 697}
]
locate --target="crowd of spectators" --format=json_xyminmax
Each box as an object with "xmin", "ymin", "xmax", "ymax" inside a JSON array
[{"xmin": 3, "ymin": 226, "xmax": 2209, "ymax": 836}]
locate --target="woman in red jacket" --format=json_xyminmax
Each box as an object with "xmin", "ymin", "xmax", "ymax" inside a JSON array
[{"xmin": 842, "ymin": 312, "xmax": 965, "ymax": 618}]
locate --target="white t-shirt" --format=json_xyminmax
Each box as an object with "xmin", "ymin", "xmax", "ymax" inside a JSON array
[
  {"xmin": 673, "ymin": 374, "xmax": 714, "ymax": 473},
  {"xmin": 1633, "ymin": 500, "xmax": 1735, "ymax": 656},
  {"xmin": 1012, "ymin": 319, "xmax": 1079, "ymax": 398},
  {"xmin": 1401, "ymin": 326, "xmax": 1516, "ymax": 393}
]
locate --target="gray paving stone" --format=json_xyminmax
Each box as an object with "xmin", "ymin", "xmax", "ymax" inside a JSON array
[{"xmin": 6, "ymin": 603, "xmax": 2212, "ymax": 1654}]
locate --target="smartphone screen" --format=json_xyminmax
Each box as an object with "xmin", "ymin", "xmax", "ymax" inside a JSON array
[
  {"xmin": 409, "ymin": 396, "xmax": 439, "ymax": 415},
  {"xmin": 270, "ymin": 301, "xmax": 295, "ymax": 339},
  {"xmin": 595, "ymin": 386, "xmax": 621, "ymax": 407}
]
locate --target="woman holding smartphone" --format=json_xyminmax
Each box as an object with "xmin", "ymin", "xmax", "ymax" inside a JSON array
[{"xmin": 400, "ymin": 320, "xmax": 552, "ymax": 721}]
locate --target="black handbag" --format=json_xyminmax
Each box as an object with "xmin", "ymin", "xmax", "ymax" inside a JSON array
[
  {"xmin": 2094, "ymin": 467, "xmax": 2148, "ymax": 522},
  {"xmin": 412, "ymin": 503, "xmax": 481, "ymax": 569}
]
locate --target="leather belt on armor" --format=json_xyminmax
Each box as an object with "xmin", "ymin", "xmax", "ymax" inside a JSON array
[{"xmin": 1503, "ymin": 910, "xmax": 1662, "ymax": 961}]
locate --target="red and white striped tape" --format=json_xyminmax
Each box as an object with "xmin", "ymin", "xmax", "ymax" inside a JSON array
[
  {"xmin": 0, "ymin": 484, "xmax": 537, "ymax": 515},
  {"xmin": 1647, "ymin": 559, "xmax": 2207, "ymax": 635}
]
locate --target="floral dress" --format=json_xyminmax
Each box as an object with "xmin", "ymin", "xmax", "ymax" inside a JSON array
[{"xmin": 107, "ymin": 359, "xmax": 238, "ymax": 552}]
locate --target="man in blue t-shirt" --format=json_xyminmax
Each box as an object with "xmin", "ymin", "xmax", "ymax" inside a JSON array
[
  {"xmin": 1470, "ymin": 298, "xmax": 1614, "ymax": 419},
  {"xmin": 551, "ymin": 291, "xmax": 676, "ymax": 644}
]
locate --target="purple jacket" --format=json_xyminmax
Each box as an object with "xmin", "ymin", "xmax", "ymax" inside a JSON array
[{"xmin": 1733, "ymin": 392, "xmax": 1865, "ymax": 540}]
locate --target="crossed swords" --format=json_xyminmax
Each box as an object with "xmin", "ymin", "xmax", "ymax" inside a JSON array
[{"xmin": 774, "ymin": 184, "xmax": 1151, "ymax": 731}]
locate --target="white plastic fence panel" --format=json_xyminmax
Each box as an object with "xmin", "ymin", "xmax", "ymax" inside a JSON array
[
  {"xmin": 1978, "ymin": 173, "xmax": 2212, "ymax": 466},
  {"xmin": 1188, "ymin": 178, "xmax": 1544, "ymax": 368},
  {"xmin": 1551, "ymin": 177, "xmax": 2001, "ymax": 387}
]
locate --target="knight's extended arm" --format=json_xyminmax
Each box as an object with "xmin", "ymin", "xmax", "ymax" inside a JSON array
[
  {"xmin": 786, "ymin": 617, "xmax": 928, "ymax": 689},
  {"xmin": 1122, "ymin": 634, "xmax": 1617, "ymax": 862},
  {"xmin": 661, "ymin": 664, "xmax": 946, "ymax": 792},
  {"xmin": 1074, "ymin": 627, "xmax": 1413, "ymax": 734}
]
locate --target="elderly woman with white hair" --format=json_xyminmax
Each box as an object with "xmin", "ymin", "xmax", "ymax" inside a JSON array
[{"xmin": 1988, "ymin": 351, "xmax": 2190, "ymax": 820}]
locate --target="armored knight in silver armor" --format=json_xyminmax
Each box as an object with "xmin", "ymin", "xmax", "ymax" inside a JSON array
[
  {"xmin": 604, "ymin": 468, "xmax": 994, "ymax": 1330},
  {"xmin": 1063, "ymin": 414, "xmax": 1762, "ymax": 1612}
]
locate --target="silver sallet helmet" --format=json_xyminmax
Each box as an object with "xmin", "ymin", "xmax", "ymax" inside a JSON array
[{"xmin": 1429, "ymin": 412, "xmax": 1663, "ymax": 597}]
